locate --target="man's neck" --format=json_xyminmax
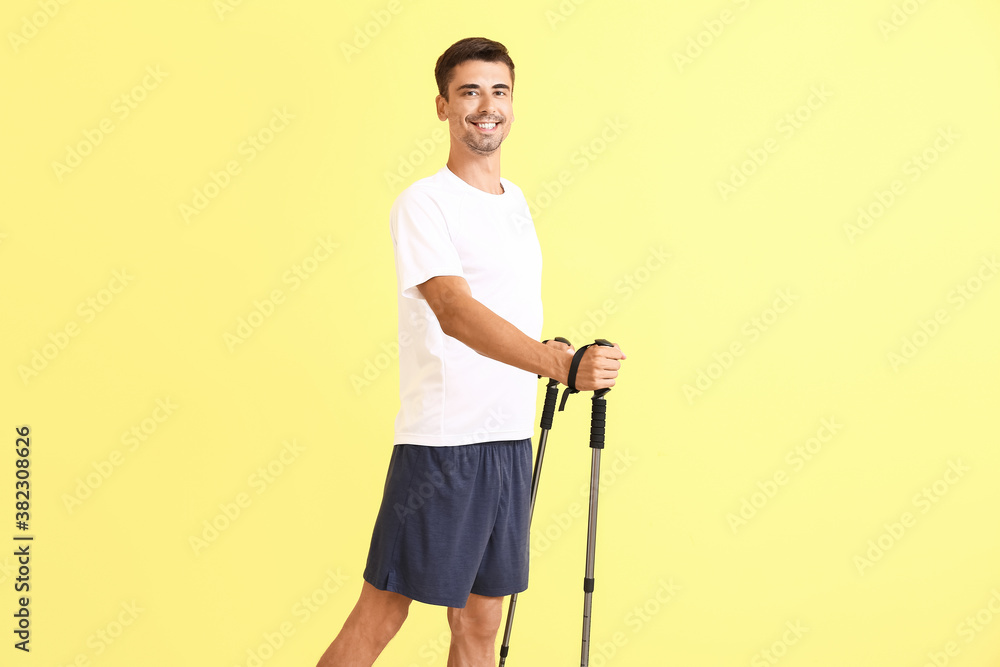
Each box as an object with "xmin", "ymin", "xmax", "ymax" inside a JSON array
[{"xmin": 446, "ymin": 150, "xmax": 504, "ymax": 195}]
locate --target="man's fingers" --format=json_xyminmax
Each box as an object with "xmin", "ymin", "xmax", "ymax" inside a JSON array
[
  {"xmin": 595, "ymin": 346, "xmax": 625, "ymax": 361},
  {"xmin": 591, "ymin": 351, "xmax": 622, "ymax": 371}
]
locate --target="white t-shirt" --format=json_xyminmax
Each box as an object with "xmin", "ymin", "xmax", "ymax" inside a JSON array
[{"xmin": 390, "ymin": 165, "xmax": 543, "ymax": 446}]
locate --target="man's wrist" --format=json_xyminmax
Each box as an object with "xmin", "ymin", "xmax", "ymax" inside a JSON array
[{"xmin": 550, "ymin": 344, "xmax": 571, "ymax": 386}]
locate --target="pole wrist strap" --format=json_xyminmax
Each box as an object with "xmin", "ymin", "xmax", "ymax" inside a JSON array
[{"xmin": 559, "ymin": 343, "xmax": 594, "ymax": 411}]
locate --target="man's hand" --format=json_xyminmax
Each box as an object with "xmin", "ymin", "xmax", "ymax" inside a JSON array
[{"xmin": 571, "ymin": 343, "xmax": 625, "ymax": 392}]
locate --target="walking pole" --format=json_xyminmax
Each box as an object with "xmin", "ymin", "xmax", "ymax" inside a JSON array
[
  {"xmin": 575, "ymin": 339, "xmax": 615, "ymax": 667},
  {"xmin": 498, "ymin": 337, "xmax": 573, "ymax": 667}
]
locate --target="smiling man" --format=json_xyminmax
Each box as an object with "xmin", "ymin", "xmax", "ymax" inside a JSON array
[{"xmin": 316, "ymin": 37, "xmax": 624, "ymax": 667}]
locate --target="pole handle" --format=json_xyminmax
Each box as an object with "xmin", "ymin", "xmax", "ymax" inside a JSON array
[
  {"xmin": 539, "ymin": 378, "xmax": 560, "ymax": 430},
  {"xmin": 538, "ymin": 337, "xmax": 571, "ymax": 428},
  {"xmin": 589, "ymin": 395, "xmax": 606, "ymax": 450}
]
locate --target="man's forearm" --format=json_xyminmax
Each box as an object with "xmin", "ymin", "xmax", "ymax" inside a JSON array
[{"xmin": 437, "ymin": 293, "xmax": 570, "ymax": 383}]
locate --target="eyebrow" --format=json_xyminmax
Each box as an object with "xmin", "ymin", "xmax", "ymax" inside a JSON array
[{"xmin": 456, "ymin": 83, "xmax": 510, "ymax": 92}]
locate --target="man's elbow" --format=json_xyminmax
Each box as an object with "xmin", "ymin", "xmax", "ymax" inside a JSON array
[
  {"xmin": 432, "ymin": 300, "xmax": 473, "ymax": 343},
  {"xmin": 418, "ymin": 279, "xmax": 471, "ymax": 339},
  {"xmin": 435, "ymin": 311, "xmax": 458, "ymax": 338},
  {"xmin": 424, "ymin": 295, "xmax": 458, "ymax": 337}
]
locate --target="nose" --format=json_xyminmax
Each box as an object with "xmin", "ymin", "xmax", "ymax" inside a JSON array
[{"xmin": 478, "ymin": 95, "xmax": 496, "ymax": 115}]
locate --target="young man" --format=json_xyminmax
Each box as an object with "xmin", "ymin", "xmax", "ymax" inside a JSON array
[{"xmin": 316, "ymin": 37, "xmax": 625, "ymax": 667}]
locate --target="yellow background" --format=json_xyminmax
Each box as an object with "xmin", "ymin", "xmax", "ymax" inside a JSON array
[{"xmin": 3, "ymin": 0, "xmax": 999, "ymax": 665}]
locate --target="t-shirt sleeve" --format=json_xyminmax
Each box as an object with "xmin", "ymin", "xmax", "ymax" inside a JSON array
[{"xmin": 390, "ymin": 189, "xmax": 465, "ymax": 300}]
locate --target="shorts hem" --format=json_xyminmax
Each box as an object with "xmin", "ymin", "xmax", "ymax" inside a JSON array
[
  {"xmin": 363, "ymin": 570, "xmax": 471, "ymax": 609},
  {"xmin": 470, "ymin": 582, "xmax": 527, "ymax": 599}
]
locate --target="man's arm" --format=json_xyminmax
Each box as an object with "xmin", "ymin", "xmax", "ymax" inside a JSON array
[{"xmin": 416, "ymin": 275, "xmax": 624, "ymax": 391}]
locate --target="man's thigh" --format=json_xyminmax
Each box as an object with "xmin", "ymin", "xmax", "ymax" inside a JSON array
[{"xmin": 364, "ymin": 440, "xmax": 531, "ymax": 608}]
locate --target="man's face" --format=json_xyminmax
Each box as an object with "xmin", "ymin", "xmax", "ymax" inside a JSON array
[{"xmin": 436, "ymin": 59, "xmax": 514, "ymax": 157}]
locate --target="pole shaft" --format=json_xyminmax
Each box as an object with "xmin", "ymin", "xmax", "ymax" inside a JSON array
[
  {"xmin": 528, "ymin": 429, "xmax": 549, "ymax": 524},
  {"xmin": 580, "ymin": 446, "xmax": 602, "ymax": 666},
  {"xmin": 499, "ymin": 427, "xmax": 550, "ymax": 665}
]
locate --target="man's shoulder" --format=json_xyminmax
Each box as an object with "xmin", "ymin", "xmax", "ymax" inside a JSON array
[
  {"xmin": 391, "ymin": 168, "xmax": 528, "ymax": 219},
  {"xmin": 393, "ymin": 167, "xmax": 455, "ymax": 209}
]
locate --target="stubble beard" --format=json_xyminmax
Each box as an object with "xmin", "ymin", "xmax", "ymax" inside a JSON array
[
  {"xmin": 464, "ymin": 134, "xmax": 502, "ymax": 156},
  {"xmin": 461, "ymin": 117, "xmax": 506, "ymax": 156}
]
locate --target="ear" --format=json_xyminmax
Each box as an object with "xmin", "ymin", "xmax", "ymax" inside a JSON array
[{"xmin": 435, "ymin": 94, "xmax": 447, "ymax": 121}]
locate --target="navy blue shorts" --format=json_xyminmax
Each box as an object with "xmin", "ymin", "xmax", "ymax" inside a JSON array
[{"xmin": 363, "ymin": 439, "xmax": 532, "ymax": 608}]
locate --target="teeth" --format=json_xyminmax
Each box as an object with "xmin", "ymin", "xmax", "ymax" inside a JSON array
[{"xmin": 477, "ymin": 122, "xmax": 496, "ymax": 129}]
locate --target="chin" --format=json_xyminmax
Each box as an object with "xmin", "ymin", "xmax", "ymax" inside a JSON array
[{"xmin": 465, "ymin": 139, "xmax": 502, "ymax": 156}]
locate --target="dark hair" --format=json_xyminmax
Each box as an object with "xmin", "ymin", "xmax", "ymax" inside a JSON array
[{"xmin": 434, "ymin": 37, "xmax": 515, "ymax": 100}]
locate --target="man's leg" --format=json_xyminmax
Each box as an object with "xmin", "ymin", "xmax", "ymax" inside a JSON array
[
  {"xmin": 316, "ymin": 581, "xmax": 412, "ymax": 667},
  {"xmin": 446, "ymin": 592, "xmax": 504, "ymax": 667}
]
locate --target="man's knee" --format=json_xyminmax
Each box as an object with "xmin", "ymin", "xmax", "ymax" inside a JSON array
[
  {"xmin": 358, "ymin": 583, "xmax": 412, "ymax": 638},
  {"xmin": 447, "ymin": 595, "xmax": 502, "ymax": 639},
  {"xmin": 379, "ymin": 599, "xmax": 410, "ymax": 635}
]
